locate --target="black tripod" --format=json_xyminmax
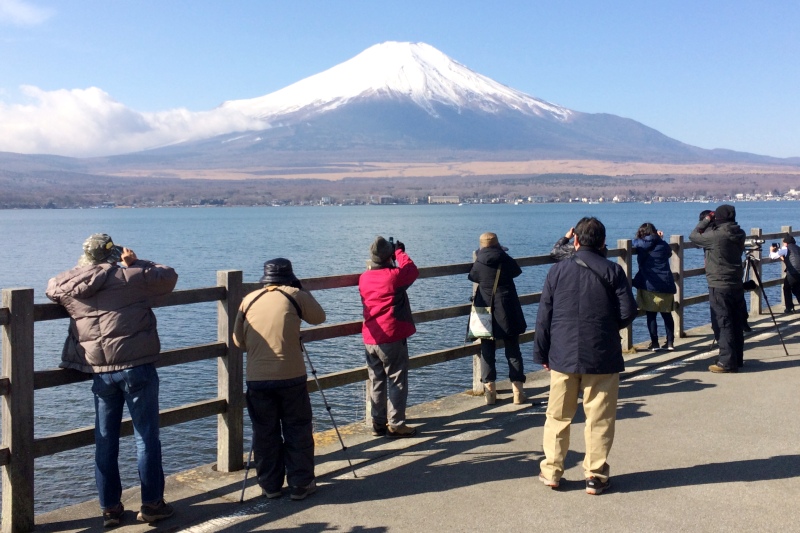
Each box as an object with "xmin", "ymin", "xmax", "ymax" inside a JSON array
[{"xmin": 743, "ymin": 247, "xmax": 790, "ymax": 356}]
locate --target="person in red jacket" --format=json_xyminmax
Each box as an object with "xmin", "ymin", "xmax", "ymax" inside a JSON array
[{"xmin": 359, "ymin": 236, "xmax": 419, "ymax": 438}]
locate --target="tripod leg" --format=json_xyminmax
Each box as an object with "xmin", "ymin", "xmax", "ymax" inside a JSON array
[
  {"xmin": 748, "ymin": 257, "xmax": 790, "ymax": 356},
  {"xmin": 301, "ymin": 339, "xmax": 358, "ymax": 478}
]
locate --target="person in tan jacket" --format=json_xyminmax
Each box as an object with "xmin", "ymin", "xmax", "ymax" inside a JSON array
[{"xmin": 233, "ymin": 258, "xmax": 325, "ymax": 501}]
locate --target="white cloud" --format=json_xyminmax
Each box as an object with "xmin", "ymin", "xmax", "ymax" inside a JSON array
[
  {"xmin": 0, "ymin": 85, "xmax": 271, "ymax": 157},
  {"xmin": 0, "ymin": 0, "xmax": 54, "ymax": 26}
]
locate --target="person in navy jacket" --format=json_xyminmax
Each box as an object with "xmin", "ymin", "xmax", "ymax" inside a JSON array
[
  {"xmin": 534, "ymin": 217, "xmax": 637, "ymax": 495},
  {"xmin": 631, "ymin": 223, "xmax": 677, "ymax": 350}
]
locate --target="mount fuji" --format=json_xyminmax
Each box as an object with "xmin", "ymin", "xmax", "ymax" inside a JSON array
[{"xmin": 123, "ymin": 40, "xmax": 778, "ymax": 167}]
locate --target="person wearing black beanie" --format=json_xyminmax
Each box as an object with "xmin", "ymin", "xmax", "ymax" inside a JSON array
[{"xmin": 689, "ymin": 205, "xmax": 747, "ymax": 373}]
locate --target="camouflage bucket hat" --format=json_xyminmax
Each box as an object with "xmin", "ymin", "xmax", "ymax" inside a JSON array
[{"xmin": 79, "ymin": 233, "xmax": 123, "ymax": 266}]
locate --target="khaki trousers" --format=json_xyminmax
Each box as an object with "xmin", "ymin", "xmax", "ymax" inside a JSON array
[{"xmin": 540, "ymin": 370, "xmax": 619, "ymax": 482}]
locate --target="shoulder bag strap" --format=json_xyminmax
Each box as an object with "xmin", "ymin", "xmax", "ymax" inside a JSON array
[
  {"xmin": 489, "ymin": 266, "xmax": 501, "ymax": 308},
  {"xmin": 573, "ymin": 256, "xmax": 616, "ymax": 302},
  {"xmin": 242, "ymin": 287, "xmax": 303, "ymax": 322}
]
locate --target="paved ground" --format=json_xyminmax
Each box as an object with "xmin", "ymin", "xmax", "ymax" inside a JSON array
[{"xmin": 36, "ymin": 312, "xmax": 800, "ymax": 532}]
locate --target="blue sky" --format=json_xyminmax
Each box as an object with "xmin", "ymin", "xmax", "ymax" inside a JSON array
[{"xmin": 1, "ymin": 0, "xmax": 798, "ymax": 158}]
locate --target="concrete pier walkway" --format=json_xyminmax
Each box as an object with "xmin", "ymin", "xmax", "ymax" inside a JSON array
[{"xmin": 37, "ymin": 314, "xmax": 800, "ymax": 532}]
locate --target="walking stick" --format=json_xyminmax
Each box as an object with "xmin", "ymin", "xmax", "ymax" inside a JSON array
[
  {"xmin": 301, "ymin": 337, "xmax": 358, "ymax": 478},
  {"xmin": 238, "ymin": 441, "xmax": 254, "ymax": 503}
]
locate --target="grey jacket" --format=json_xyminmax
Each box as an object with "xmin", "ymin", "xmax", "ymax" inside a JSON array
[
  {"xmin": 46, "ymin": 260, "xmax": 178, "ymax": 373},
  {"xmin": 689, "ymin": 219, "xmax": 746, "ymax": 289}
]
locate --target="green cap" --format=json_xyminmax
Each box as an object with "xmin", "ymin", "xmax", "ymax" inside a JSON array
[{"xmin": 79, "ymin": 233, "xmax": 123, "ymax": 266}]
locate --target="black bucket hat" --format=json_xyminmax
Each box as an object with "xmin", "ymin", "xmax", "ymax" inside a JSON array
[{"xmin": 260, "ymin": 258, "xmax": 300, "ymax": 286}]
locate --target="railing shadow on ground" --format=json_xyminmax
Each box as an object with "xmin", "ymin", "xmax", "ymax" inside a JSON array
[{"xmin": 3, "ymin": 226, "xmax": 799, "ymax": 531}]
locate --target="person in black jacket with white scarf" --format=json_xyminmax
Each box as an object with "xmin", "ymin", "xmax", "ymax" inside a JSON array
[
  {"xmin": 534, "ymin": 217, "xmax": 637, "ymax": 495},
  {"xmin": 468, "ymin": 232, "xmax": 527, "ymax": 405}
]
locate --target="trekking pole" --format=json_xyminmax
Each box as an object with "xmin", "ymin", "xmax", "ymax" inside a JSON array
[
  {"xmin": 238, "ymin": 441, "xmax": 254, "ymax": 503},
  {"xmin": 300, "ymin": 337, "xmax": 358, "ymax": 478}
]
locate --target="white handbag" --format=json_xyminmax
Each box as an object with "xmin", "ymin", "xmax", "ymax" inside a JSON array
[{"xmin": 467, "ymin": 268, "xmax": 501, "ymax": 340}]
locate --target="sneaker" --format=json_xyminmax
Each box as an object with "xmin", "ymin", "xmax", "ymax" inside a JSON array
[
  {"xmin": 387, "ymin": 424, "xmax": 417, "ymax": 438},
  {"xmin": 262, "ymin": 488, "xmax": 282, "ymax": 499},
  {"xmin": 708, "ymin": 363, "xmax": 737, "ymax": 374},
  {"xmin": 663, "ymin": 343, "xmax": 675, "ymax": 351},
  {"xmin": 538, "ymin": 472, "xmax": 559, "ymax": 489},
  {"xmin": 137, "ymin": 500, "xmax": 174, "ymax": 523},
  {"xmin": 645, "ymin": 341, "xmax": 661, "ymax": 351},
  {"xmin": 785, "ymin": 308, "xmax": 795, "ymax": 314},
  {"xmin": 371, "ymin": 421, "xmax": 387, "ymax": 437},
  {"xmin": 586, "ymin": 476, "xmax": 611, "ymax": 495},
  {"xmin": 102, "ymin": 503, "xmax": 124, "ymax": 528},
  {"xmin": 290, "ymin": 480, "xmax": 317, "ymax": 501}
]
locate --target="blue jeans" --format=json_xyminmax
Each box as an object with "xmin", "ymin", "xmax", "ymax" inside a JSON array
[{"xmin": 92, "ymin": 363, "xmax": 164, "ymax": 509}]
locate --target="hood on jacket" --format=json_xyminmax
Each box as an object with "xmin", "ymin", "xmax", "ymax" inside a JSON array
[
  {"xmin": 48, "ymin": 264, "xmax": 113, "ymax": 300},
  {"xmin": 475, "ymin": 246, "xmax": 506, "ymax": 268}
]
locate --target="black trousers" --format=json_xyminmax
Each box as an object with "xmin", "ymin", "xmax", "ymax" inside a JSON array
[
  {"xmin": 646, "ymin": 311, "xmax": 675, "ymax": 344},
  {"xmin": 709, "ymin": 286, "xmax": 745, "ymax": 370},
  {"xmin": 783, "ymin": 277, "xmax": 800, "ymax": 311},
  {"xmin": 246, "ymin": 382, "xmax": 315, "ymax": 491},
  {"xmin": 479, "ymin": 335, "xmax": 525, "ymax": 383}
]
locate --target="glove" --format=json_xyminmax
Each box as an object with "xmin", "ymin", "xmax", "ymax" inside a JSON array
[{"xmin": 394, "ymin": 240, "xmax": 405, "ymax": 252}]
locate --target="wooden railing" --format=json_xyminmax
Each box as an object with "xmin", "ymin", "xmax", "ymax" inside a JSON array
[{"xmin": 0, "ymin": 225, "xmax": 795, "ymax": 532}]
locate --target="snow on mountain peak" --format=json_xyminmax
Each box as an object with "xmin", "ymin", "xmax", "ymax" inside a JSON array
[{"xmin": 221, "ymin": 41, "xmax": 572, "ymax": 123}]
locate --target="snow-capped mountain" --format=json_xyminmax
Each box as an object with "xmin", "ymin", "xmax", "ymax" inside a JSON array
[
  {"xmin": 220, "ymin": 41, "xmax": 572, "ymax": 124},
  {"xmin": 85, "ymin": 42, "xmax": 787, "ymax": 167}
]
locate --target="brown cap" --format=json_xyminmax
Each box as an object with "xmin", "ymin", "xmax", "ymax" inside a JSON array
[{"xmin": 479, "ymin": 232, "xmax": 507, "ymax": 250}]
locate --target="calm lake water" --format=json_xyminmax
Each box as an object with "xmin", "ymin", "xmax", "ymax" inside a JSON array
[{"xmin": 0, "ymin": 202, "xmax": 795, "ymax": 514}]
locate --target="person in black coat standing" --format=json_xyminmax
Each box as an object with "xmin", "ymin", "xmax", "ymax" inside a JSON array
[
  {"xmin": 534, "ymin": 217, "xmax": 637, "ymax": 495},
  {"xmin": 468, "ymin": 232, "xmax": 528, "ymax": 405}
]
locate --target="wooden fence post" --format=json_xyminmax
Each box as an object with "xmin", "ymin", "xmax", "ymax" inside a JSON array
[
  {"xmin": 2, "ymin": 289, "xmax": 35, "ymax": 533},
  {"xmin": 670, "ymin": 235, "xmax": 685, "ymax": 338},
  {"xmin": 617, "ymin": 239, "xmax": 633, "ymax": 350},
  {"xmin": 780, "ymin": 226, "xmax": 792, "ymax": 309},
  {"xmin": 749, "ymin": 228, "xmax": 763, "ymax": 317},
  {"xmin": 472, "ymin": 353, "xmax": 483, "ymax": 395},
  {"xmin": 217, "ymin": 271, "xmax": 244, "ymax": 472}
]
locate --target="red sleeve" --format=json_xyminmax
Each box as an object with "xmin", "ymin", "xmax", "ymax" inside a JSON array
[{"xmin": 393, "ymin": 250, "xmax": 419, "ymax": 288}]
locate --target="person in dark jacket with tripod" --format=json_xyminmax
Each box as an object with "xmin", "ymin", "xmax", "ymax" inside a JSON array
[
  {"xmin": 469, "ymin": 232, "xmax": 528, "ymax": 404},
  {"xmin": 690, "ymin": 204, "xmax": 746, "ymax": 373},
  {"xmin": 632, "ymin": 223, "xmax": 677, "ymax": 351},
  {"xmin": 534, "ymin": 217, "xmax": 637, "ymax": 495}
]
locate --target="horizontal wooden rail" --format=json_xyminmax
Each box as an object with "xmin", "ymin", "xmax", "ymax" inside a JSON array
[
  {"xmin": 32, "ymin": 398, "xmax": 227, "ymax": 458},
  {"xmin": 33, "ymin": 342, "xmax": 227, "ymax": 390},
  {"xmin": 34, "ymin": 287, "xmax": 227, "ymax": 322}
]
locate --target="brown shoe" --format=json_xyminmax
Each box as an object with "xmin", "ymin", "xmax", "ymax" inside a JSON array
[
  {"xmin": 709, "ymin": 363, "xmax": 737, "ymax": 373},
  {"xmin": 387, "ymin": 424, "xmax": 417, "ymax": 438}
]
